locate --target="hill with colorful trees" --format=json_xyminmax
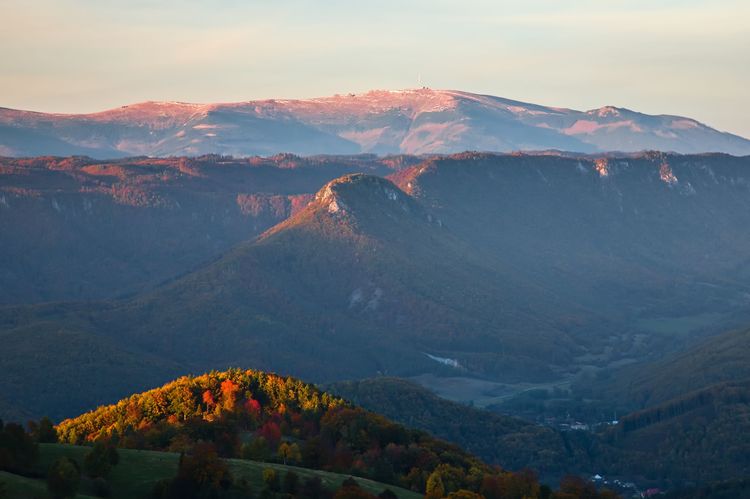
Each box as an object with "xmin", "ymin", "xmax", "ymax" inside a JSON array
[
  {"xmin": 47, "ymin": 368, "xmax": 619, "ymax": 499},
  {"xmin": 56, "ymin": 369, "xmax": 513, "ymax": 493}
]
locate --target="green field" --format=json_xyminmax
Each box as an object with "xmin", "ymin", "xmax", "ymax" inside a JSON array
[
  {"xmin": 0, "ymin": 469, "xmax": 97, "ymax": 499},
  {"xmin": 0, "ymin": 443, "xmax": 421, "ymax": 499}
]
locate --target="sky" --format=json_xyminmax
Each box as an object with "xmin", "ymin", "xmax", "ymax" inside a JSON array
[{"xmin": 1, "ymin": 0, "xmax": 748, "ymax": 138}]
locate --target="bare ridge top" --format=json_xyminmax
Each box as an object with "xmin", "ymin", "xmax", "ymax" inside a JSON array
[{"xmin": 2, "ymin": 88, "xmax": 749, "ymax": 157}]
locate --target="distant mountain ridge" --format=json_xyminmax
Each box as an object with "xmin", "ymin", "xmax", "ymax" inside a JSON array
[{"xmin": 3, "ymin": 89, "xmax": 750, "ymax": 157}]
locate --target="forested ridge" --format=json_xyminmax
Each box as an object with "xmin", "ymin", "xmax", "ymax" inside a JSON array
[
  {"xmin": 57, "ymin": 369, "xmax": 513, "ymax": 493},
  {"xmin": 50, "ymin": 369, "xmax": 618, "ymax": 499},
  {"xmin": 328, "ymin": 378, "xmax": 586, "ymax": 476}
]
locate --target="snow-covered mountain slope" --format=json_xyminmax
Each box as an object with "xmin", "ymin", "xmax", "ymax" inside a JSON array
[{"xmin": 2, "ymin": 89, "xmax": 749, "ymax": 157}]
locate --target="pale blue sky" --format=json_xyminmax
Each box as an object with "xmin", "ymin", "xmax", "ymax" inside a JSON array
[{"xmin": 1, "ymin": 0, "xmax": 748, "ymax": 137}]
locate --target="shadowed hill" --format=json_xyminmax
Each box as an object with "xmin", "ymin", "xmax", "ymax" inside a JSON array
[
  {"xmin": 104, "ymin": 173, "xmax": 577, "ymax": 379},
  {"xmin": 391, "ymin": 152, "xmax": 750, "ymax": 358},
  {"xmin": 328, "ymin": 377, "xmax": 750, "ymax": 489},
  {"xmin": 0, "ymin": 154, "xmax": 407, "ymax": 304},
  {"xmin": 597, "ymin": 380, "xmax": 750, "ymax": 486},
  {"xmin": 582, "ymin": 326, "xmax": 750, "ymax": 411},
  {"xmin": 327, "ymin": 378, "xmax": 593, "ymax": 478},
  {"xmin": 0, "ymin": 172, "xmax": 577, "ymax": 420}
]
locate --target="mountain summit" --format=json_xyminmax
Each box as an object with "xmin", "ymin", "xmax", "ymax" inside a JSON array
[
  {"xmin": 269, "ymin": 173, "xmax": 437, "ymax": 236},
  {"xmin": 3, "ymin": 89, "xmax": 749, "ymax": 157}
]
